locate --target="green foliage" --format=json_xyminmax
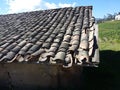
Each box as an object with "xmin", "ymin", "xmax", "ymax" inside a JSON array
[{"xmin": 98, "ymin": 20, "xmax": 120, "ymax": 51}]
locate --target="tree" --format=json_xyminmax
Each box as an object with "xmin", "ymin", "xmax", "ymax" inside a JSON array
[{"xmin": 107, "ymin": 14, "xmax": 113, "ymax": 20}]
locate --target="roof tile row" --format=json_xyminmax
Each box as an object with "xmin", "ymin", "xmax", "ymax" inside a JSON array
[{"xmin": 0, "ymin": 6, "xmax": 98, "ymax": 67}]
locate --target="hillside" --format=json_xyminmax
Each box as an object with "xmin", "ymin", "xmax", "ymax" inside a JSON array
[{"xmin": 99, "ymin": 20, "xmax": 120, "ymax": 51}]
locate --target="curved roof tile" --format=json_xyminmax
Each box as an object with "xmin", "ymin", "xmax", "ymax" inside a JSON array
[{"xmin": 0, "ymin": 6, "xmax": 99, "ymax": 68}]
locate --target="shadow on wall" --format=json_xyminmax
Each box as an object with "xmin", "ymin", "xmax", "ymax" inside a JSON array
[
  {"xmin": 82, "ymin": 50, "xmax": 120, "ymax": 90},
  {"xmin": 0, "ymin": 50, "xmax": 120, "ymax": 90}
]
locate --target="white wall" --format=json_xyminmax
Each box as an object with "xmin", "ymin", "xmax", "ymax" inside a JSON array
[{"xmin": 115, "ymin": 15, "xmax": 120, "ymax": 20}]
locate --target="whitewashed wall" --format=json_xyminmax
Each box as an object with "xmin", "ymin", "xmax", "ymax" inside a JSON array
[{"xmin": 115, "ymin": 15, "xmax": 120, "ymax": 20}]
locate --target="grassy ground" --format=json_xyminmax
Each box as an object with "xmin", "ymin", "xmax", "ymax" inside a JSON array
[{"xmin": 99, "ymin": 20, "xmax": 120, "ymax": 51}]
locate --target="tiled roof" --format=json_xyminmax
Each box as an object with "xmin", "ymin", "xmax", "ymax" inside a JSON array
[{"xmin": 0, "ymin": 6, "xmax": 99, "ymax": 68}]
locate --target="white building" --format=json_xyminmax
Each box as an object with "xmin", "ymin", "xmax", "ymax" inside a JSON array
[{"xmin": 115, "ymin": 14, "xmax": 120, "ymax": 20}]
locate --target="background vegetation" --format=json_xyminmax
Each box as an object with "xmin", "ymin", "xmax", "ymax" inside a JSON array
[{"xmin": 99, "ymin": 20, "xmax": 120, "ymax": 51}]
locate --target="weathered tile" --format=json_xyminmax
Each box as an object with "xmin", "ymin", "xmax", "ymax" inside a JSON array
[
  {"xmin": 0, "ymin": 6, "xmax": 99, "ymax": 67},
  {"xmin": 63, "ymin": 35, "xmax": 71, "ymax": 42},
  {"xmin": 76, "ymin": 49, "xmax": 89, "ymax": 64},
  {"xmin": 59, "ymin": 42, "xmax": 69, "ymax": 49},
  {"xmin": 69, "ymin": 45, "xmax": 78, "ymax": 51},
  {"xmin": 46, "ymin": 52, "xmax": 55, "ymax": 57},
  {"xmin": 18, "ymin": 40, "xmax": 26, "ymax": 47},
  {"xmin": 20, "ymin": 43, "xmax": 33, "ymax": 52},
  {"xmin": 0, "ymin": 42, "xmax": 10, "ymax": 48},
  {"xmin": 1, "ymin": 51, "xmax": 16, "ymax": 62},
  {"xmin": 12, "ymin": 45, "xmax": 21, "ymax": 53},
  {"xmin": 42, "ymin": 42, "xmax": 51, "ymax": 49},
  {"xmin": 53, "ymin": 51, "xmax": 66, "ymax": 63},
  {"xmin": 27, "ymin": 44, "xmax": 40, "ymax": 54},
  {"xmin": 6, "ymin": 43, "xmax": 17, "ymax": 51},
  {"xmin": 89, "ymin": 30, "xmax": 94, "ymax": 41},
  {"xmin": 89, "ymin": 40, "xmax": 94, "ymax": 49}
]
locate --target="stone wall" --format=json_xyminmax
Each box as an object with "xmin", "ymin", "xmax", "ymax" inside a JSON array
[{"xmin": 0, "ymin": 63, "xmax": 83, "ymax": 90}]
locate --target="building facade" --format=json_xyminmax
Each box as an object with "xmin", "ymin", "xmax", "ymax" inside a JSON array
[{"xmin": 115, "ymin": 14, "xmax": 120, "ymax": 20}]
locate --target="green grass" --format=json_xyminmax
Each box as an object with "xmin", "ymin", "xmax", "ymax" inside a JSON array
[{"xmin": 99, "ymin": 20, "xmax": 120, "ymax": 51}]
